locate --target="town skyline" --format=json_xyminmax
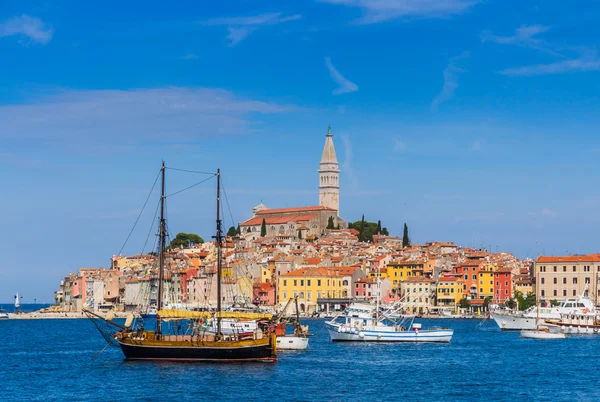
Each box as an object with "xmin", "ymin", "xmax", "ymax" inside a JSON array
[{"xmin": 3, "ymin": 0, "xmax": 600, "ymax": 301}]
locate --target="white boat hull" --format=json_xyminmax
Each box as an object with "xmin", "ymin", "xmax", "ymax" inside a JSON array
[
  {"xmin": 326, "ymin": 323, "xmax": 453, "ymax": 343},
  {"xmin": 276, "ymin": 335, "xmax": 309, "ymax": 350},
  {"xmin": 546, "ymin": 323, "xmax": 600, "ymax": 335},
  {"xmin": 520, "ymin": 330, "xmax": 566, "ymax": 339},
  {"xmin": 490, "ymin": 312, "xmax": 538, "ymax": 331}
]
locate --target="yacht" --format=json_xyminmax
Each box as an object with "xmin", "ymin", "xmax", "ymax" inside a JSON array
[
  {"xmin": 325, "ymin": 303, "xmax": 453, "ymax": 343},
  {"xmin": 490, "ymin": 291, "xmax": 595, "ymax": 331},
  {"xmin": 545, "ymin": 309, "xmax": 600, "ymax": 335}
]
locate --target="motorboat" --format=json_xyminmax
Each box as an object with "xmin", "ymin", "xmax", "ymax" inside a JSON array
[
  {"xmin": 0, "ymin": 309, "xmax": 8, "ymax": 319},
  {"xmin": 325, "ymin": 303, "xmax": 453, "ymax": 343},
  {"xmin": 490, "ymin": 289, "xmax": 596, "ymax": 331},
  {"xmin": 521, "ymin": 326, "xmax": 567, "ymax": 339}
]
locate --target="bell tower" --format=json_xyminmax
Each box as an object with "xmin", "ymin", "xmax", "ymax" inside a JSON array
[{"xmin": 319, "ymin": 125, "xmax": 340, "ymax": 213}]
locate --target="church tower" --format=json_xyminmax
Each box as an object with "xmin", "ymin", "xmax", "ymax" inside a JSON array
[{"xmin": 319, "ymin": 125, "xmax": 340, "ymax": 213}]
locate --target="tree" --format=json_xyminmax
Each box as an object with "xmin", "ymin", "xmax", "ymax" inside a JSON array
[
  {"xmin": 514, "ymin": 290, "xmax": 537, "ymax": 311},
  {"xmin": 359, "ymin": 215, "xmax": 366, "ymax": 242},
  {"xmin": 347, "ymin": 222, "xmax": 354, "ymax": 229},
  {"xmin": 459, "ymin": 298, "xmax": 470, "ymax": 309},
  {"xmin": 402, "ymin": 223, "xmax": 410, "ymax": 248},
  {"xmin": 550, "ymin": 299, "xmax": 560, "ymax": 307},
  {"xmin": 377, "ymin": 220, "xmax": 382, "ymax": 234},
  {"xmin": 347, "ymin": 218, "xmax": 389, "ymax": 243},
  {"xmin": 382, "ymin": 227, "xmax": 389, "ymax": 236},
  {"xmin": 297, "ymin": 229, "xmax": 302, "ymax": 240},
  {"xmin": 327, "ymin": 216, "xmax": 335, "ymax": 230},
  {"xmin": 260, "ymin": 218, "xmax": 267, "ymax": 237},
  {"xmin": 236, "ymin": 224, "xmax": 241, "ymax": 235},
  {"xmin": 483, "ymin": 296, "xmax": 493, "ymax": 310},
  {"xmin": 227, "ymin": 226, "xmax": 238, "ymax": 237},
  {"xmin": 505, "ymin": 298, "xmax": 516, "ymax": 309},
  {"xmin": 169, "ymin": 232, "xmax": 204, "ymax": 249}
]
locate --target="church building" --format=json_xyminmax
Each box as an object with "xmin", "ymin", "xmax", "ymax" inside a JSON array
[{"xmin": 240, "ymin": 126, "xmax": 346, "ymax": 238}]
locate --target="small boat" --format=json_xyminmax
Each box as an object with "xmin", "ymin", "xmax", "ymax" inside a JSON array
[
  {"xmin": 0, "ymin": 309, "xmax": 8, "ymax": 319},
  {"xmin": 275, "ymin": 297, "xmax": 310, "ymax": 351},
  {"xmin": 521, "ymin": 326, "xmax": 567, "ymax": 339}
]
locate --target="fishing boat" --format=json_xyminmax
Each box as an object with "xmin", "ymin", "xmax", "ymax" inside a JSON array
[
  {"xmin": 325, "ymin": 266, "xmax": 453, "ymax": 343},
  {"xmin": 86, "ymin": 163, "xmax": 277, "ymax": 362},
  {"xmin": 275, "ymin": 297, "xmax": 310, "ymax": 351},
  {"xmin": 520, "ymin": 302, "xmax": 567, "ymax": 339}
]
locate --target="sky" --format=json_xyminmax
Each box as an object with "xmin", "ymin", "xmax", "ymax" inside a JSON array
[{"xmin": 2, "ymin": 0, "xmax": 600, "ymax": 301}]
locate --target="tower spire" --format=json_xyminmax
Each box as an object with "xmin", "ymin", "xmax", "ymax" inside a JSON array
[{"xmin": 319, "ymin": 125, "xmax": 340, "ymax": 213}]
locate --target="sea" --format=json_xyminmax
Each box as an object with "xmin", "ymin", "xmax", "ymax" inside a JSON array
[{"xmin": 1, "ymin": 317, "xmax": 599, "ymax": 401}]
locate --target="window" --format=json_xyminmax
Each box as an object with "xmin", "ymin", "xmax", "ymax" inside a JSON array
[
  {"xmin": 541, "ymin": 278, "xmax": 545, "ymax": 284},
  {"xmin": 490, "ymin": 281, "xmax": 493, "ymax": 285},
  {"xmin": 573, "ymin": 266, "xmax": 577, "ymax": 272},
  {"xmin": 283, "ymin": 292, "xmax": 287, "ymax": 300},
  {"xmin": 318, "ymin": 280, "xmax": 321, "ymax": 286},
  {"xmin": 299, "ymin": 292, "xmax": 304, "ymax": 299},
  {"xmin": 479, "ymin": 273, "xmax": 483, "ymax": 278},
  {"xmin": 505, "ymin": 290, "xmax": 508, "ymax": 295},
  {"xmin": 553, "ymin": 290, "xmax": 557, "ymax": 296},
  {"xmin": 505, "ymin": 281, "xmax": 508, "ymax": 286},
  {"xmin": 573, "ymin": 289, "xmax": 577, "ymax": 296},
  {"xmin": 294, "ymin": 280, "xmax": 297, "ymax": 286},
  {"xmin": 307, "ymin": 280, "xmax": 311, "ymax": 286},
  {"xmin": 563, "ymin": 266, "xmax": 566, "ymax": 272},
  {"xmin": 496, "ymin": 281, "xmax": 499, "ymax": 286},
  {"xmin": 553, "ymin": 266, "xmax": 557, "ymax": 272},
  {"xmin": 318, "ymin": 291, "xmax": 322, "ymax": 298},
  {"xmin": 464, "ymin": 275, "xmax": 468, "ymax": 280},
  {"xmin": 472, "ymin": 275, "xmax": 476, "ymax": 280},
  {"xmin": 563, "ymin": 289, "xmax": 567, "ymax": 296},
  {"xmin": 355, "ymin": 283, "xmax": 359, "ymax": 288},
  {"xmin": 300, "ymin": 280, "xmax": 304, "ymax": 286},
  {"xmin": 563, "ymin": 278, "xmax": 567, "ymax": 284},
  {"xmin": 283, "ymin": 280, "xmax": 287, "ymax": 286},
  {"xmin": 480, "ymin": 280, "xmax": 483, "ymax": 285},
  {"xmin": 541, "ymin": 290, "xmax": 545, "ymax": 297},
  {"xmin": 585, "ymin": 277, "xmax": 591, "ymax": 284},
  {"xmin": 553, "ymin": 278, "xmax": 557, "ymax": 284},
  {"xmin": 480, "ymin": 288, "xmax": 483, "ymax": 293},
  {"xmin": 573, "ymin": 278, "xmax": 577, "ymax": 284},
  {"xmin": 293, "ymin": 291, "xmax": 297, "ymax": 298},
  {"xmin": 307, "ymin": 291, "xmax": 312, "ymax": 300}
]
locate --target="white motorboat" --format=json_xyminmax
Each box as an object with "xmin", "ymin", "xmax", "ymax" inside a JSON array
[
  {"xmin": 490, "ymin": 289, "xmax": 596, "ymax": 331},
  {"xmin": 521, "ymin": 327, "xmax": 567, "ymax": 339},
  {"xmin": 325, "ymin": 303, "xmax": 453, "ymax": 343},
  {"xmin": 0, "ymin": 309, "xmax": 8, "ymax": 319},
  {"xmin": 544, "ymin": 310, "xmax": 600, "ymax": 335}
]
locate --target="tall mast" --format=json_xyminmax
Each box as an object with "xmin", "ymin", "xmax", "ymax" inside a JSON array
[
  {"xmin": 156, "ymin": 162, "xmax": 166, "ymax": 335},
  {"xmin": 376, "ymin": 263, "xmax": 380, "ymax": 323},
  {"xmin": 216, "ymin": 169, "xmax": 223, "ymax": 339}
]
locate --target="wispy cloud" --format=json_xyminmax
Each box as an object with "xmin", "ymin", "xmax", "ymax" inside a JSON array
[
  {"xmin": 180, "ymin": 53, "xmax": 199, "ymax": 60},
  {"xmin": 0, "ymin": 87, "xmax": 297, "ymax": 149},
  {"xmin": 199, "ymin": 12, "xmax": 301, "ymax": 46},
  {"xmin": 484, "ymin": 25, "xmax": 600, "ymax": 76},
  {"xmin": 0, "ymin": 14, "xmax": 53, "ymax": 45},
  {"xmin": 320, "ymin": 0, "xmax": 479, "ymax": 24},
  {"xmin": 500, "ymin": 56, "xmax": 600, "ymax": 76},
  {"xmin": 481, "ymin": 25, "xmax": 556, "ymax": 55},
  {"xmin": 394, "ymin": 140, "xmax": 406, "ymax": 152},
  {"xmin": 528, "ymin": 208, "xmax": 558, "ymax": 218},
  {"xmin": 325, "ymin": 57, "xmax": 359, "ymax": 95},
  {"xmin": 340, "ymin": 133, "xmax": 359, "ymax": 190},
  {"xmin": 431, "ymin": 52, "xmax": 468, "ymax": 110}
]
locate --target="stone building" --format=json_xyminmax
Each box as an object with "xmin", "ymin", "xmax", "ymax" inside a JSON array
[
  {"xmin": 535, "ymin": 254, "xmax": 600, "ymax": 302},
  {"xmin": 240, "ymin": 126, "xmax": 346, "ymax": 237}
]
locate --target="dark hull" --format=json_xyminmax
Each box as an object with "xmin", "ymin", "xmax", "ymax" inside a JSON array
[{"xmin": 118, "ymin": 341, "xmax": 276, "ymax": 362}]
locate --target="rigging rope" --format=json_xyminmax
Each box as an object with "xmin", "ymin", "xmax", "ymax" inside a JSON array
[
  {"xmin": 166, "ymin": 167, "xmax": 216, "ymax": 175},
  {"xmin": 166, "ymin": 174, "xmax": 216, "ymax": 198},
  {"xmin": 117, "ymin": 168, "xmax": 161, "ymax": 256},
  {"xmin": 141, "ymin": 199, "xmax": 161, "ymax": 255}
]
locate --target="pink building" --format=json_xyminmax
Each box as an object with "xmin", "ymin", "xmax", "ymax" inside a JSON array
[{"xmin": 253, "ymin": 282, "xmax": 276, "ymax": 306}]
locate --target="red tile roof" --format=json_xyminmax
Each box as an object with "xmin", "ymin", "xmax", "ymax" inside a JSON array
[
  {"xmin": 240, "ymin": 214, "xmax": 318, "ymax": 226},
  {"xmin": 256, "ymin": 206, "xmax": 335, "ymax": 215},
  {"xmin": 536, "ymin": 254, "xmax": 600, "ymax": 263}
]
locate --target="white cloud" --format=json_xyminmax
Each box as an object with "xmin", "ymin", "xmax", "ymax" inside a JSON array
[
  {"xmin": 0, "ymin": 87, "xmax": 296, "ymax": 148},
  {"xmin": 528, "ymin": 208, "xmax": 558, "ymax": 217},
  {"xmin": 394, "ymin": 140, "xmax": 406, "ymax": 152},
  {"xmin": 325, "ymin": 57, "xmax": 359, "ymax": 95},
  {"xmin": 0, "ymin": 14, "xmax": 53, "ymax": 45},
  {"xmin": 481, "ymin": 25, "xmax": 555, "ymax": 54},
  {"xmin": 500, "ymin": 56, "xmax": 600, "ymax": 76},
  {"xmin": 320, "ymin": 0, "xmax": 479, "ymax": 24},
  {"xmin": 200, "ymin": 12, "xmax": 301, "ymax": 46},
  {"xmin": 431, "ymin": 52, "xmax": 467, "ymax": 110},
  {"xmin": 340, "ymin": 133, "xmax": 359, "ymax": 190}
]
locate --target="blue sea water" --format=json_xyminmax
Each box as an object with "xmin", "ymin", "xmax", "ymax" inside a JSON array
[
  {"xmin": 1, "ymin": 318, "xmax": 599, "ymax": 401},
  {"xmin": 0, "ymin": 304, "xmax": 52, "ymax": 313}
]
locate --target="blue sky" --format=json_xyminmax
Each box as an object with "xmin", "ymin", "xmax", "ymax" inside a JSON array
[{"xmin": 2, "ymin": 0, "xmax": 600, "ymax": 301}]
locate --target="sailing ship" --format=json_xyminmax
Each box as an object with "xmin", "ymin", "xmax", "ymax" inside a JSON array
[{"xmin": 86, "ymin": 163, "xmax": 277, "ymax": 362}]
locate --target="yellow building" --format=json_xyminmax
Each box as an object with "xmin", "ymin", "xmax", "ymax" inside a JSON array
[
  {"xmin": 436, "ymin": 276, "xmax": 464, "ymax": 312},
  {"xmin": 477, "ymin": 264, "xmax": 496, "ymax": 300},
  {"xmin": 278, "ymin": 267, "xmax": 344, "ymax": 313},
  {"xmin": 261, "ymin": 265, "xmax": 272, "ymax": 283},
  {"xmin": 368, "ymin": 267, "xmax": 389, "ymax": 280},
  {"xmin": 386, "ymin": 260, "xmax": 426, "ymax": 287}
]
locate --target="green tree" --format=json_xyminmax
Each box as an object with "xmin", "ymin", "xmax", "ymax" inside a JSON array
[
  {"xmin": 297, "ymin": 229, "xmax": 302, "ymax": 240},
  {"xmin": 327, "ymin": 216, "xmax": 335, "ymax": 230},
  {"xmin": 347, "ymin": 222, "xmax": 354, "ymax": 229},
  {"xmin": 505, "ymin": 298, "xmax": 516, "ymax": 309},
  {"xmin": 402, "ymin": 223, "xmax": 410, "ymax": 248},
  {"xmin": 459, "ymin": 298, "xmax": 470, "ymax": 309},
  {"xmin": 236, "ymin": 224, "xmax": 241, "ymax": 235},
  {"xmin": 227, "ymin": 226, "xmax": 238, "ymax": 237},
  {"xmin": 347, "ymin": 218, "xmax": 389, "ymax": 243},
  {"xmin": 359, "ymin": 215, "xmax": 366, "ymax": 242},
  {"xmin": 260, "ymin": 218, "xmax": 267, "ymax": 237},
  {"xmin": 382, "ymin": 227, "xmax": 389, "ymax": 236},
  {"xmin": 377, "ymin": 220, "xmax": 382, "ymax": 234},
  {"xmin": 550, "ymin": 299, "xmax": 560, "ymax": 307},
  {"xmin": 169, "ymin": 232, "xmax": 204, "ymax": 249},
  {"xmin": 483, "ymin": 296, "xmax": 493, "ymax": 310}
]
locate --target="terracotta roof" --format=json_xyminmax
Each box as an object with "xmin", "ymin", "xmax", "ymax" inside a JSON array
[
  {"xmin": 536, "ymin": 255, "xmax": 600, "ymax": 263},
  {"xmin": 281, "ymin": 267, "xmax": 343, "ymax": 277},
  {"xmin": 256, "ymin": 206, "xmax": 335, "ymax": 215},
  {"xmin": 403, "ymin": 277, "xmax": 435, "ymax": 283},
  {"xmin": 240, "ymin": 214, "xmax": 318, "ymax": 226},
  {"xmin": 438, "ymin": 276, "xmax": 462, "ymax": 282}
]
